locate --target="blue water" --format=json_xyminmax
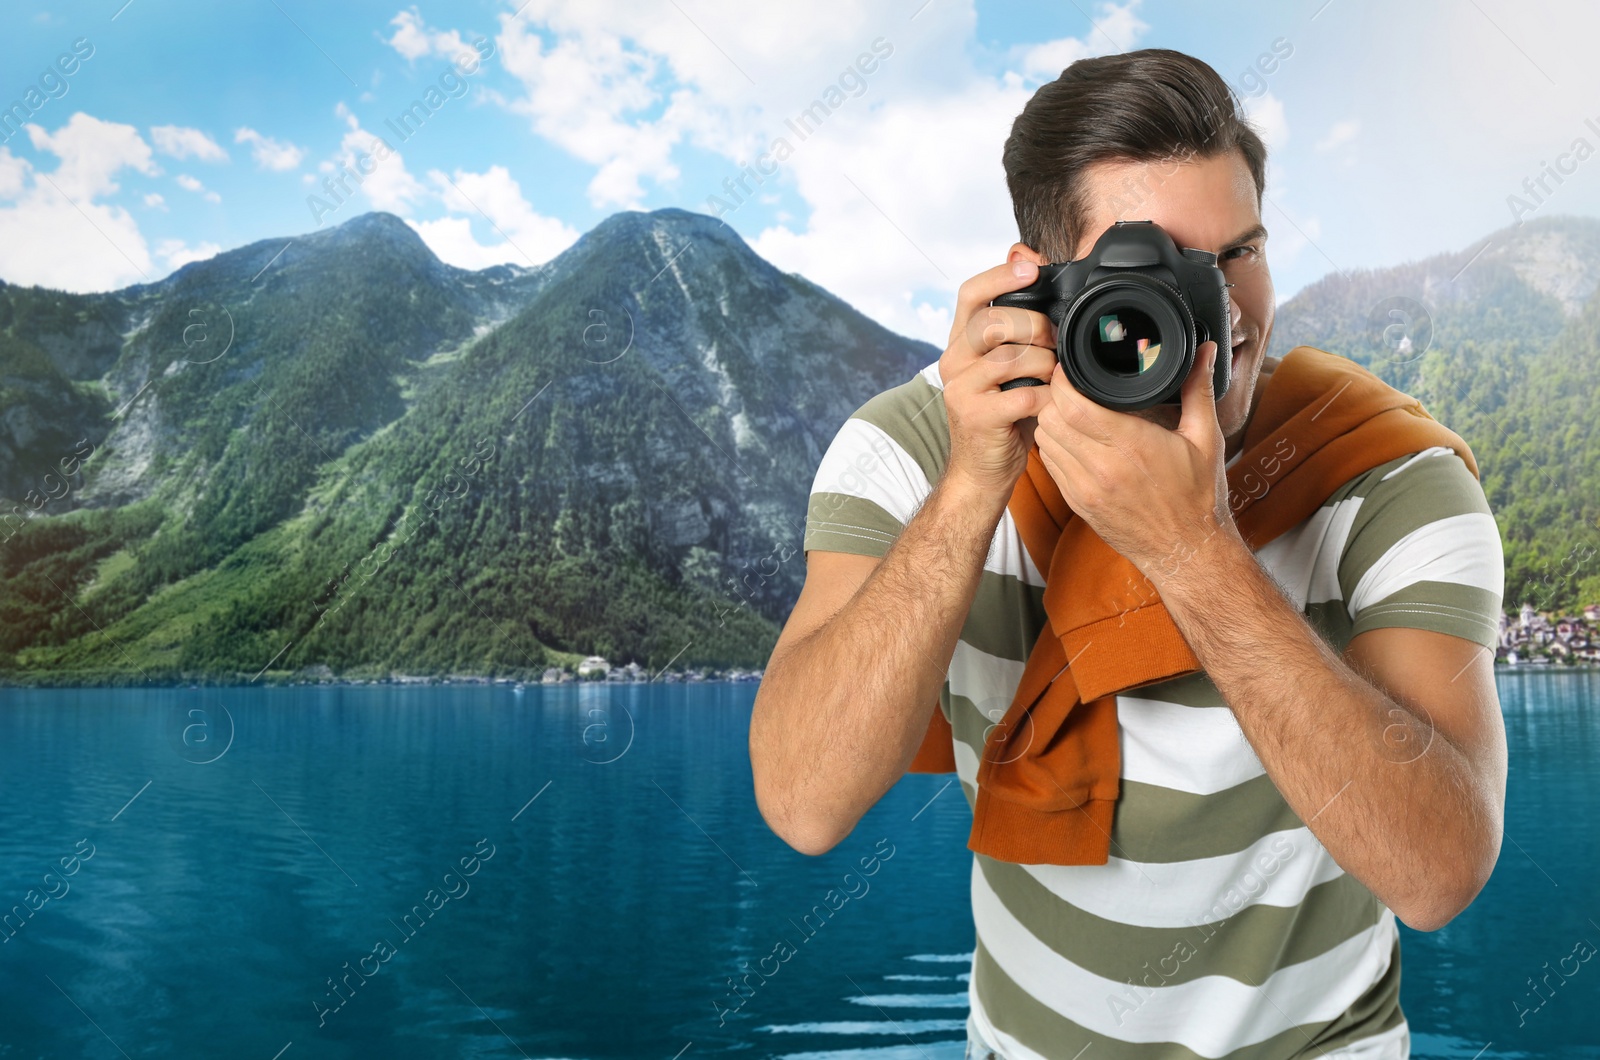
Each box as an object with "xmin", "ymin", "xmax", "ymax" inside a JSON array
[{"xmin": 0, "ymin": 673, "xmax": 1593, "ymax": 1059}]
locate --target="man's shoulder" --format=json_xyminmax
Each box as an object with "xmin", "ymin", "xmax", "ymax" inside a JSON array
[
  {"xmin": 850, "ymin": 359, "xmax": 946, "ymax": 426},
  {"xmin": 1325, "ymin": 445, "xmax": 1488, "ymax": 515},
  {"xmin": 1324, "ymin": 445, "xmax": 1504, "ymax": 647},
  {"xmin": 836, "ymin": 359, "xmax": 951, "ymax": 486},
  {"xmin": 1327, "ymin": 444, "xmax": 1499, "ymax": 576}
]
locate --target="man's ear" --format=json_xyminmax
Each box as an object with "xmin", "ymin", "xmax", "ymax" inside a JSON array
[{"xmin": 1007, "ymin": 242, "xmax": 1050, "ymax": 267}]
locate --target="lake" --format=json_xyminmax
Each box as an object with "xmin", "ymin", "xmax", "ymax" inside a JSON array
[{"xmin": 0, "ymin": 672, "xmax": 1594, "ymax": 1058}]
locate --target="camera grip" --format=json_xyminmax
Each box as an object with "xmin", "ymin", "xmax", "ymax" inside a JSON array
[
  {"xmin": 990, "ymin": 287, "xmax": 1054, "ymax": 314},
  {"xmin": 992, "ymin": 280, "xmax": 1056, "ymax": 392}
]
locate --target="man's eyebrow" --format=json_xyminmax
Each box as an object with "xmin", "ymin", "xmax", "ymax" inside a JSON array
[{"xmin": 1221, "ymin": 223, "xmax": 1268, "ymax": 250}]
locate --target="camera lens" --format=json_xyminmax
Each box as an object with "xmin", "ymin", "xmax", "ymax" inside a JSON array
[
  {"xmin": 1060, "ymin": 277, "xmax": 1194, "ymax": 410},
  {"xmin": 1087, "ymin": 307, "xmax": 1163, "ymax": 377}
]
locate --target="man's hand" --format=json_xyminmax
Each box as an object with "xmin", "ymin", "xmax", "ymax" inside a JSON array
[
  {"xmin": 1033, "ymin": 338, "xmax": 1235, "ymax": 581},
  {"xmin": 939, "ymin": 259, "xmax": 1059, "ymax": 503}
]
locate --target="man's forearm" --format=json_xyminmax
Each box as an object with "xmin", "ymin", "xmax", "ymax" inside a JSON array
[
  {"xmin": 1154, "ymin": 528, "xmax": 1500, "ymax": 929},
  {"xmin": 754, "ymin": 470, "xmax": 1007, "ymax": 854}
]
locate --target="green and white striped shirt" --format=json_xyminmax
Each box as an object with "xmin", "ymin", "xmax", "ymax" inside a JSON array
[{"xmin": 802, "ymin": 359, "xmax": 1503, "ymax": 1060}]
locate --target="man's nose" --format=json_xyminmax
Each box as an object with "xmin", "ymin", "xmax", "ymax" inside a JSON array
[{"xmin": 1229, "ymin": 293, "xmax": 1242, "ymax": 335}]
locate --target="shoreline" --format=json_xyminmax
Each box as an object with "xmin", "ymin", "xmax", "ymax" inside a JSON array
[
  {"xmin": 2, "ymin": 666, "xmax": 1597, "ymax": 690},
  {"xmin": 0, "ymin": 672, "xmax": 763, "ymax": 690}
]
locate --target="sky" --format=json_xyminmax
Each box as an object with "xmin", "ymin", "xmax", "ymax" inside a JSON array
[{"xmin": 0, "ymin": 0, "xmax": 1597, "ymax": 346}]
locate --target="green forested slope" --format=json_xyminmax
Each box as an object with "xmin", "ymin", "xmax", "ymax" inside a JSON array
[
  {"xmin": 0, "ymin": 209, "xmax": 932, "ymax": 682},
  {"xmin": 1267, "ymin": 214, "xmax": 1600, "ymax": 609},
  {"xmin": 4, "ymin": 210, "xmax": 1597, "ymax": 685}
]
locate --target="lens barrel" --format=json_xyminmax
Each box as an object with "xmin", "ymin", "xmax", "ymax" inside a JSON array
[{"xmin": 1060, "ymin": 275, "xmax": 1195, "ymax": 410}]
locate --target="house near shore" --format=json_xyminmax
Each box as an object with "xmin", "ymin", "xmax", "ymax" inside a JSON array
[
  {"xmin": 1498, "ymin": 602, "xmax": 1600, "ymax": 664},
  {"xmin": 605, "ymin": 661, "xmax": 646, "ymax": 682}
]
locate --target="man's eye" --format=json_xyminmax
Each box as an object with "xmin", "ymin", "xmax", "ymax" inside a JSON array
[{"xmin": 1221, "ymin": 245, "xmax": 1258, "ymax": 261}]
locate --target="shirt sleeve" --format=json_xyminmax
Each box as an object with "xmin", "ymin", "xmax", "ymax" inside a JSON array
[
  {"xmin": 1335, "ymin": 447, "xmax": 1505, "ymax": 649},
  {"xmin": 802, "ymin": 412, "xmax": 935, "ymax": 558}
]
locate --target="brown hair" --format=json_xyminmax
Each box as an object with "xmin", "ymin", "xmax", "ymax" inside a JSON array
[{"xmin": 1002, "ymin": 48, "xmax": 1267, "ymax": 263}]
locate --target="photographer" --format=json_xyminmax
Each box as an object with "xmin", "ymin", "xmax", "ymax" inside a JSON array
[{"xmin": 749, "ymin": 48, "xmax": 1505, "ymax": 1059}]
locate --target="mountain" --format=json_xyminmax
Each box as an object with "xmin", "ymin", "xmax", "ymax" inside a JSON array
[
  {"xmin": 1267, "ymin": 214, "xmax": 1600, "ymax": 610},
  {"xmin": 0, "ymin": 209, "xmax": 934, "ymax": 683},
  {"xmin": 4, "ymin": 209, "xmax": 1597, "ymax": 685}
]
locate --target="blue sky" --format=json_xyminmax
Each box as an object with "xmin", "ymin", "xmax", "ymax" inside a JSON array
[{"xmin": 1, "ymin": 0, "xmax": 1595, "ymax": 345}]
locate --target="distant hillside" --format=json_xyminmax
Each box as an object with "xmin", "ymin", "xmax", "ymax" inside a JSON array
[
  {"xmin": 1267, "ymin": 214, "xmax": 1600, "ymax": 611},
  {"xmin": 4, "ymin": 209, "xmax": 1596, "ymax": 685},
  {"xmin": 0, "ymin": 209, "xmax": 933, "ymax": 683}
]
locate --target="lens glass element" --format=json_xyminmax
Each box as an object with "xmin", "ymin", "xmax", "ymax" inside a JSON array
[{"xmin": 1090, "ymin": 308, "xmax": 1163, "ymax": 376}]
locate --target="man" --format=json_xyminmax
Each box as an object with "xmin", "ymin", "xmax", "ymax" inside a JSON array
[{"xmin": 748, "ymin": 48, "xmax": 1505, "ymax": 1058}]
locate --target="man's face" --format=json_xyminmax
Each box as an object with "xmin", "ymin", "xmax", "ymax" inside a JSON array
[{"xmin": 1010, "ymin": 149, "xmax": 1275, "ymax": 446}]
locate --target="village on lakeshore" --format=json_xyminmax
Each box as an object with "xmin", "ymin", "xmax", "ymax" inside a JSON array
[
  {"xmin": 157, "ymin": 606, "xmax": 1600, "ymax": 688},
  {"xmin": 532, "ymin": 656, "xmax": 764, "ymax": 684},
  {"xmin": 307, "ymin": 655, "xmax": 767, "ymax": 687},
  {"xmin": 1497, "ymin": 603, "xmax": 1600, "ymax": 666}
]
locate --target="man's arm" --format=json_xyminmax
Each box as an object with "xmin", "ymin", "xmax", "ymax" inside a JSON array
[
  {"xmin": 1031, "ymin": 341, "xmax": 1505, "ymax": 931},
  {"xmin": 751, "ymin": 258, "xmax": 1060, "ymax": 856},
  {"xmin": 749, "ymin": 469, "xmax": 1008, "ymax": 856},
  {"xmin": 1155, "ymin": 535, "xmax": 1505, "ymax": 931}
]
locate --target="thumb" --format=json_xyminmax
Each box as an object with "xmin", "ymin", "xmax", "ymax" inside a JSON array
[{"xmin": 1177, "ymin": 340, "xmax": 1221, "ymax": 448}]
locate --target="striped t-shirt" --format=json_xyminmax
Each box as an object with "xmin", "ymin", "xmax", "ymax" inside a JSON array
[{"xmin": 801, "ymin": 358, "xmax": 1504, "ymax": 1060}]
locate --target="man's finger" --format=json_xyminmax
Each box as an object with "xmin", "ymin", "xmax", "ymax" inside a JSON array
[
  {"xmin": 969, "ymin": 340, "xmax": 1058, "ymax": 391},
  {"xmin": 1048, "ymin": 361, "xmax": 1118, "ymax": 446},
  {"xmin": 1178, "ymin": 340, "xmax": 1221, "ymax": 450},
  {"xmin": 948, "ymin": 259, "xmax": 1040, "ymax": 355},
  {"xmin": 971, "ymin": 305, "xmax": 1055, "ymax": 362}
]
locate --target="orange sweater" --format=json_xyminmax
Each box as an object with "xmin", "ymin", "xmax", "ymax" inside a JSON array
[{"xmin": 906, "ymin": 345, "xmax": 1480, "ymax": 865}]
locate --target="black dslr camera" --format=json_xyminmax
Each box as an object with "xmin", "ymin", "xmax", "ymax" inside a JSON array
[{"xmin": 990, "ymin": 220, "xmax": 1232, "ymax": 411}]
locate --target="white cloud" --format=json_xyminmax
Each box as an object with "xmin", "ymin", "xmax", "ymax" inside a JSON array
[
  {"xmin": 1243, "ymin": 91, "xmax": 1287, "ymax": 157},
  {"xmin": 1238, "ymin": 92, "xmax": 1318, "ymax": 272},
  {"xmin": 307, "ymin": 97, "xmax": 575, "ymax": 265},
  {"xmin": 915, "ymin": 298, "xmax": 952, "ymax": 342},
  {"xmin": 25, "ymin": 112, "xmax": 157, "ymax": 199},
  {"xmin": 175, "ymin": 172, "xmax": 221, "ymax": 203},
  {"xmin": 1314, "ymin": 118, "xmax": 1359, "ymax": 154},
  {"xmin": 748, "ymin": 81, "xmax": 1027, "ymax": 339},
  {"xmin": 384, "ymin": 7, "xmax": 482, "ymax": 68},
  {"xmin": 458, "ymin": 0, "xmax": 1151, "ymax": 340},
  {"xmin": 385, "ymin": 8, "xmax": 434, "ymax": 60},
  {"xmin": 1016, "ymin": 37, "xmax": 1096, "ymax": 85},
  {"xmin": 305, "ymin": 102, "xmax": 428, "ymax": 225},
  {"xmin": 0, "ymin": 115, "xmax": 156, "ymax": 290},
  {"xmin": 150, "ymin": 124, "xmax": 228, "ymax": 162},
  {"xmin": 0, "ymin": 147, "xmax": 28, "ymax": 200},
  {"xmin": 235, "ymin": 126, "xmax": 305, "ymax": 171},
  {"xmin": 329, "ymin": 102, "xmax": 427, "ymax": 216},
  {"xmin": 757, "ymin": 4, "xmax": 1147, "ymax": 343},
  {"xmin": 494, "ymin": 13, "xmax": 683, "ymax": 208},
  {"xmin": 155, "ymin": 237, "xmax": 222, "ymax": 269},
  {"xmin": 143, "ymin": 191, "xmax": 166, "ymax": 209},
  {"xmin": 1242, "ymin": 89, "xmax": 1294, "ymax": 230},
  {"xmin": 414, "ymin": 164, "xmax": 579, "ymax": 267},
  {"xmin": 1016, "ymin": 2, "xmax": 1149, "ymax": 83}
]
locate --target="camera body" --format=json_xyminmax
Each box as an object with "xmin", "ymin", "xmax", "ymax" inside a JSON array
[{"xmin": 990, "ymin": 220, "xmax": 1232, "ymax": 411}]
